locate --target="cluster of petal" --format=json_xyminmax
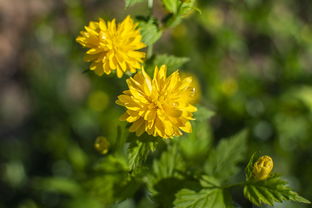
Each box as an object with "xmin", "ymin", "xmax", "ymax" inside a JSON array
[
  {"xmin": 116, "ymin": 65, "xmax": 197, "ymax": 139},
  {"xmin": 253, "ymin": 155, "xmax": 273, "ymax": 180},
  {"xmin": 76, "ymin": 16, "xmax": 146, "ymax": 78}
]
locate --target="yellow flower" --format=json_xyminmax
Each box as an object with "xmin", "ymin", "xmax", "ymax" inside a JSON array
[
  {"xmin": 94, "ymin": 136, "xmax": 110, "ymax": 154},
  {"xmin": 116, "ymin": 65, "xmax": 197, "ymax": 139},
  {"xmin": 253, "ymin": 155, "xmax": 273, "ymax": 180},
  {"xmin": 76, "ymin": 16, "xmax": 146, "ymax": 78}
]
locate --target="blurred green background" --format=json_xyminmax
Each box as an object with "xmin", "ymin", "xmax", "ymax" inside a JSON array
[{"xmin": 1, "ymin": 0, "xmax": 312, "ymax": 207}]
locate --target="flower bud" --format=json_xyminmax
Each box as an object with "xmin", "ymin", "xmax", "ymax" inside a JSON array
[
  {"xmin": 94, "ymin": 136, "xmax": 110, "ymax": 154},
  {"xmin": 252, "ymin": 155, "xmax": 273, "ymax": 180}
]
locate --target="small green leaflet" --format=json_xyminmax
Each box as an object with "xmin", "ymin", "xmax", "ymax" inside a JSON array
[
  {"xmin": 164, "ymin": 0, "xmax": 199, "ymax": 28},
  {"xmin": 152, "ymin": 144, "xmax": 185, "ymax": 182},
  {"xmin": 153, "ymin": 54, "xmax": 189, "ymax": 73},
  {"xmin": 138, "ymin": 19, "xmax": 162, "ymax": 46},
  {"xmin": 162, "ymin": 0, "xmax": 179, "ymax": 13},
  {"xmin": 125, "ymin": 0, "xmax": 145, "ymax": 8},
  {"xmin": 147, "ymin": 144, "xmax": 187, "ymax": 207},
  {"xmin": 204, "ymin": 130, "xmax": 247, "ymax": 182},
  {"xmin": 244, "ymin": 175, "xmax": 311, "ymax": 206},
  {"xmin": 147, "ymin": 144, "xmax": 185, "ymax": 191},
  {"xmin": 128, "ymin": 137, "xmax": 159, "ymax": 171},
  {"xmin": 244, "ymin": 153, "xmax": 257, "ymax": 181}
]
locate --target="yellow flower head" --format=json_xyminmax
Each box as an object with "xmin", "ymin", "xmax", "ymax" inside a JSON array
[
  {"xmin": 116, "ymin": 65, "xmax": 197, "ymax": 139},
  {"xmin": 76, "ymin": 16, "xmax": 146, "ymax": 78},
  {"xmin": 253, "ymin": 155, "xmax": 273, "ymax": 180},
  {"xmin": 94, "ymin": 136, "xmax": 110, "ymax": 154}
]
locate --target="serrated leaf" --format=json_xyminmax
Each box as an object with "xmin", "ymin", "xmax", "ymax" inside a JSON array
[
  {"xmin": 152, "ymin": 144, "xmax": 185, "ymax": 181},
  {"xmin": 164, "ymin": 0, "xmax": 198, "ymax": 28},
  {"xmin": 125, "ymin": 0, "xmax": 145, "ymax": 8},
  {"xmin": 245, "ymin": 153, "xmax": 257, "ymax": 181},
  {"xmin": 153, "ymin": 54, "xmax": 189, "ymax": 73},
  {"xmin": 148, "ymin": 144, "xmax": 198, "ymax": 207},
  {"xmin": 174, "ymin": 188, "xmax": 233, "ymax": 208},
  {"xmin": 162, "ymin": 0, "xmax": 179, "ymax": 13},
  {"xmin": 138, "ymin": 19, "xmax": 162, "ymax": 46},
  {"xmin": 204, "ymin": 130, "xmax": 247, "ymax": 182},
  {"xmin": 178, "ymin": 0, "xmax": 197, "ymax": 17},
  {"xmin": 199, "ymin": 175, "xmax": 221, "ymax": 188},
  {"xmin": 244, "ymin": 175, "xmax": 311, "ymax": 206},
  {"xmin": 147, "ymin": 144, "xmax": 185, "ymax": 194},
  {"xmin": 128, "ymin": 138, "xmax": 158, "ymax": 171}
]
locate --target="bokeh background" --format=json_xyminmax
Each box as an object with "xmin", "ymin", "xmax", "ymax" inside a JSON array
[{"xmin": 1, "ymin": 0, "xmax": 312, "ymax": 207}]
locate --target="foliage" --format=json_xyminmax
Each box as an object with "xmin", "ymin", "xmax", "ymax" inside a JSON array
[
  {"xmin": 204, "ymin": 130, "xmax": 247, "ymax": 182},
  {"xmin": 174, "ymin": 188, "xmax": 231, "ymax": 208},
  {"xmin": 244, "ymin": 176, "xmax": 310, "ymax": 206},
  {"xmin": 1, "ymin": 0, "xmax": 312, "ymax": 207},
  {"xmin": 152, "ymin": 54, "xmax": 189, "ymax": 73},
  {"xmin": 138, "ymin": 18, "xmax": 162, "ymax": 46}
]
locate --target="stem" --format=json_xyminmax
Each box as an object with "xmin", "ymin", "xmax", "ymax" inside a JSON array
[
  {"xmin": 147, "ymin": 0, "xmax": 154, "ymax": 58},
  {"xmin": 148, "ymin": 0, "xmax": 153, "ymax": 14}
]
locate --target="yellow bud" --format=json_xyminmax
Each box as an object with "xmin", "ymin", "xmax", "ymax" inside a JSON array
[
  {"xmin": 94, "ymin": 136, "xmax": 110, "ymax": 154},
  {"xmin": 253, "ymin": 155, "xmax": 273, "ymax": 180}
]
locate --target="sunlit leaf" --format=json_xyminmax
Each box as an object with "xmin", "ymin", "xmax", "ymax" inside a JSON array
[
  {"xmin": 174, "ymin": 188, "xmax": 233, "ymax": 208},
  {"xmin": 138, "ymin": 18, "xmax": 162, "ymax": 46},
  {"xmin": 244, "ymin": 175, "xmax": 311, "ymax": 206},
  {"xmin": 153, "ymin": 54, "xmax": 189, "ymax": 73},
  {"xmin": 204, "ymin": 130, "xmax": 247, "ymax": 182},
  {"xmin": 162, "ymin": 0, "xmax": 179, "ymax": 13}
]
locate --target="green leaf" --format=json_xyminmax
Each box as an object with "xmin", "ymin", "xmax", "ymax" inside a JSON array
[
  {"xmin": 152, "ymin": 144, "xmax": 185, "ymax": 182},
  {"xmin": 164, "ymin": 0, "xmax": 198, "ymax": 28},
  {"xmin": 162, "ymin": 0, "xmax": 179, "ymax": 13},
  {"xmin": 138, "ymin": 19, "xmax": 162, "ymax": 46},
  {"xmin": 178, "ymin": 0, "xmax": 197, "ymax": 17},
  {"xmin": 128, "ymin": 137, "xmax": 159, "ymax": 171},
  {"xmin": 148, "ymin": 144, "xmax": 201, "ymax": 207},
  {"xmin": 153, "ymin": 54, "xmax": 189, "ymax": 73},
  {"xmin": 199, "ymin": 175, "xmax": 221, "ymax": 188},
  {"xmin": 244, "ymin": 175, "xmax": 311, "ymax": 206},
  {"xmin": 245, "ymin": 153, "xmax": 257, "ymax": 181},
  {"xmin": 174, "ymin": 188, "xmax": 233, "ymax": 208},
  {"xmin": 125, "ymin": 0, "xmax": 145, "ymax": 8},
  {"xmin": 147, "ymin": 144, "xmax": 185, "ymax": 193},
  {"xmin": 204, "ymin": 130, "xmax": 247, "ymax": 182}
]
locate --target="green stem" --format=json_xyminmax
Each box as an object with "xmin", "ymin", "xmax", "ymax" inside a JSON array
[
  {"xmin": 146, "ymin": 0, "xmax": 154, "ymax": 58},
  {"xmin": 148, "ymin": 0, "xmax": 153, "ymax": 14}
]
